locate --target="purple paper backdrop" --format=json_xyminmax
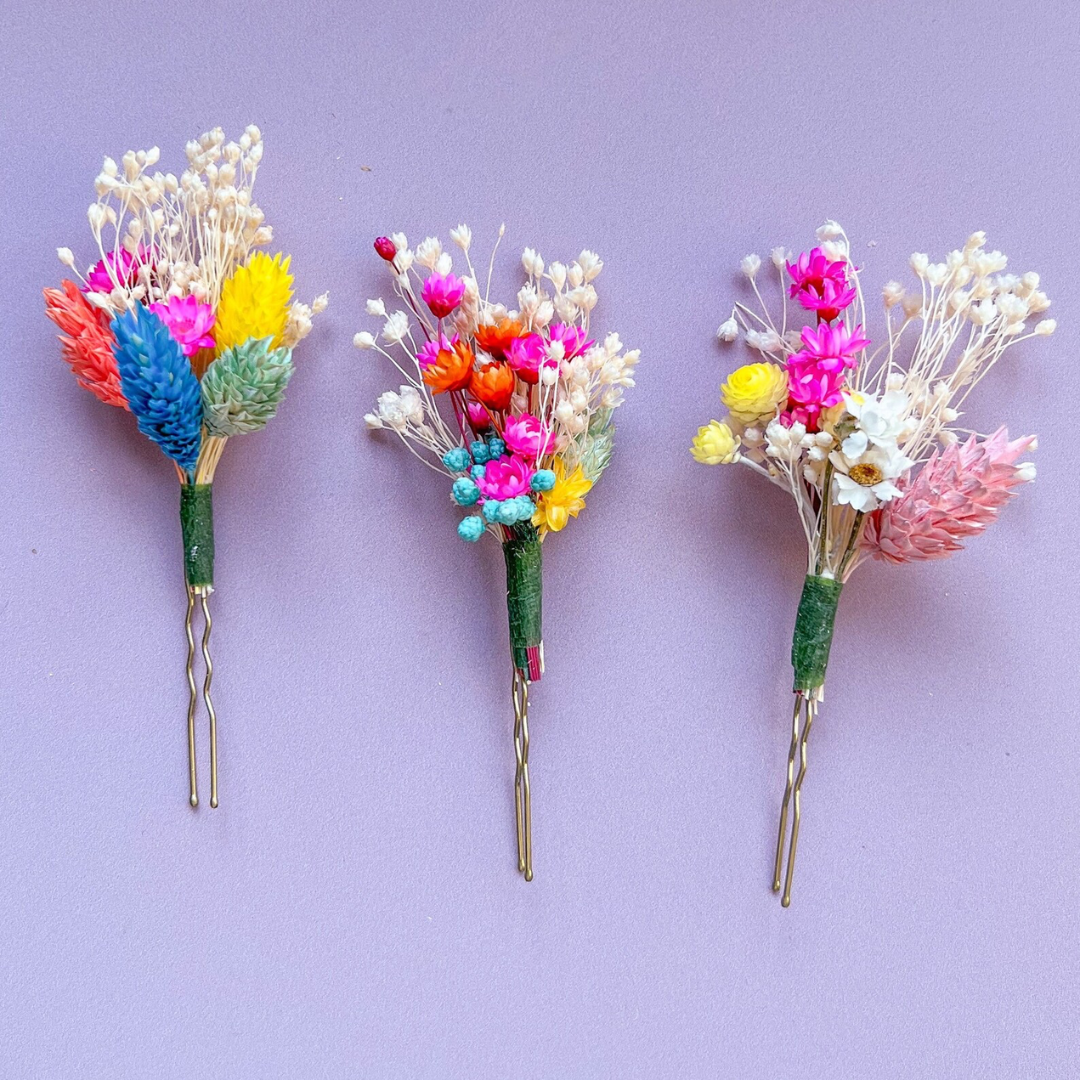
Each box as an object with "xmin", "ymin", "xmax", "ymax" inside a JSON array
[{"xmin": 2, "ymin": 0, "xmax": 1078, "ymax": 1076}]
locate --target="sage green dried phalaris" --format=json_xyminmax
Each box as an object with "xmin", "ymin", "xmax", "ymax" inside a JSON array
[{"xmin": 201, "ymin": 336, "xmax": 294, "ymax": 437}]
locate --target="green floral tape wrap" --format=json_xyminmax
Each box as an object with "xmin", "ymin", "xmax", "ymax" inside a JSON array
[
  {"xmin": 791, "ymin": 574, "xmax": 842, "ymax": 692},
  {"xmin": 503, "ymin": 531, "xmax": 543, "ymax": 677},
  {"xmin": 180, "ymin": 483, "xmax": 215, "ymax": 589}
]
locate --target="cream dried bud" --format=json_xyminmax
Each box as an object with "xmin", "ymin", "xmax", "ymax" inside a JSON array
[
  {"xmin": 353, "ymin": 331, "xmax": 376, "ymax": 349},
  {"xmin": 882, "ymin": 281, "xmax": 905, "ymax": 308},
  {"xmin": 1033, "ymin": 318, "xmax": 1056, "ymax": 336},
  {"xmin": 717, "ymin": 317, "xmax": 739, "ymax": 342},
  {"xmin": 366, "ymin": 298, "xmax": 386, "ymax": 317},
  {"xmin": 449, "ymin": 224, "xmax": 471, "ymax": 251},
  {"xmin": 740, "ymin": 253, "xmax": 762, "ymax": 278},
  {"xmin": 56, "ymin": 247, "xmax": 76, "ymax": 267}
]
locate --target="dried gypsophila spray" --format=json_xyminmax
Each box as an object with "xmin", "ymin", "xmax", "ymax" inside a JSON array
[
  {"xmin": 45, "ymin": 125, "xmax": 327, "ymax": 810},
  {"xmin": 356, "ymin": 225, "xmax": 638, "ymax": 879},
  {"xmin": 694, "ymin": 221, "xmax": 1047, "ymax": 904}
]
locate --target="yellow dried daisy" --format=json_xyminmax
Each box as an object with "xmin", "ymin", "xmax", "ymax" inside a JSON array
[{"xmin": 720, "ymin": 362, "xmax": 788, "ymax": 425}]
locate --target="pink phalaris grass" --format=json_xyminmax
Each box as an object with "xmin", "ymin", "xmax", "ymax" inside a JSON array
[
  {"xmin": 787, "ymin": 247, "xmax": 857, "ymax": 322},
  {"xmin": 43, "ymin": 280, "xmax": 128, "ymax": 408},
  {"xmin": 863, "ymin": 428, "xmax": 1036, "ymax": 563}
]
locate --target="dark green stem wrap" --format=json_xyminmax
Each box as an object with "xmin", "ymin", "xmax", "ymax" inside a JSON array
[
  {"xmin": 791, "ymin": 574, "xmax": 842, "ymax": 692},
  {"xmin": 502, "ymin": 533, "xmax": 542, "ymax": 672},
  {"xmin": 179, "ymin": 483, "xmax": 215, "ymax": 589}
]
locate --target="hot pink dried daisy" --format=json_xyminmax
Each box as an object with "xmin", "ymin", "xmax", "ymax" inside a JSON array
[
  {"xmin": 149, "ymin": 295, "xmax": 215, "ymax": 357},
  {"xmin": 421, "ymin": 272, "xmax": 466, "ymax": 318},
  {"xmin": 416, "ymin": 333, "xmax": 457, "ymax": 369},
  {"xmin": 789, "ymin": 322, "xmax": 870, "ymax": 372},
  {"xmin": 547, "ymin": 322, "xmax": 593, "ymax": 359},
  {"xmin": 503, "ymin": 413, "xmax": 556, "ymax": 457},
  {"xmin": 476, "ymin": 454, "xmax": 535, "ymax": 501},
  {"xmin": 863, "ymin": 428, "xmax": 1036, "ymax": 564},
  {"xmin": 787, "ymin": 247, "xmax": 857, "ymax": 322},
  {"xmin": 84, "ymin": 247, "xmax": 142, "ymax": 294}
]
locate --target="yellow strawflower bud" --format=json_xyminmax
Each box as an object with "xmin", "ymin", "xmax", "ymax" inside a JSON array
[
  {"xmin": 691, "ymin": 420, "xmax": 740, "ymax": 465},
  {"xmin": 214, "ymin": 252, "xmax": 294, "ymax": 353},
  {"xmin": 720, "ymin": 362, "xmax": 788, "ymax": 425}
]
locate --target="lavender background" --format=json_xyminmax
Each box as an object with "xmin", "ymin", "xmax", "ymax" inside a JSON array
[{"xmin": 2, "ymin": 0, "xmax": 1078, "ymax": 1076}]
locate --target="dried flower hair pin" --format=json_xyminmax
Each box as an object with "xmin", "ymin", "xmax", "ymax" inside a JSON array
[
  {"xmin": 693, "ymin": 222, "xmax": 1049, "ymax": 905},
  {"xmin": 357, "ymin": 226, "xmax": 639, "ymax": 879},
  {"xmin": 44, "ymin": 125, "xmax": 327, "ymax": 809}
]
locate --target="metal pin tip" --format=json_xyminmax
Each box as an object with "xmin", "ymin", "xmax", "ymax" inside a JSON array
[
  {"xmin": 190, "ymin": 795, "xmax": 199, "ymax": 809},
  {"xmin": 524, "ymin": 869, "xmax": 533, "ymax": 882},
  {"xmin": 781, "ymin": 896, "xmax": 792, "ymax": 908},
  {"xmin": 771, "ymin": 880, "xmax": 781, "ymax": 893},
  {"xmin": 210, "ymin": 797, "xmax": 218, "ymax": 809}
]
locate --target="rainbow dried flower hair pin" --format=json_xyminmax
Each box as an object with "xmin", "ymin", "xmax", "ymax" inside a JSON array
[
  {"xmin": 45, "ymin": 125, "xmax": 327, "ymax": 809},
  {"xmin": 357, "ymin": 226, "xmax": 638, "ymax": 879},
  {"xmin": 693, "ymin": 222, "xmax": 1049, "ymax": 905}
]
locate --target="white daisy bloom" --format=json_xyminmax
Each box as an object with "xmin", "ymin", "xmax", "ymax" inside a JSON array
[{"xmin": 830, "ymin": 441, "xmax": 914, "ymax": 513}]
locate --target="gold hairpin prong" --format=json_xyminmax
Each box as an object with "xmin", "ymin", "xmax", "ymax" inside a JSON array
[
  {"xmin": 773, "ymin": 694, "xmax": 817, "ymax": 907},
  {"xmin": 773, "ymin": 693, "xmax": 802, "ymax": 894},
  {"xmin": 199, "ymin": 590, "xmax": 219, "ymax": 809},
  {"xmin": 512, "ymin": 667, "xmax": 533, "ymax": 881},
  {"xmin": 185, "ymin": 586, "xmax": 199, "ymax": 808}
]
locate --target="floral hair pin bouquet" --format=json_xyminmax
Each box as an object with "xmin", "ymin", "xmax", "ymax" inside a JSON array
[
  {"xmin": 357, "ymin": 226, "xmax": 638, "ymax": 879},
  {"xmin": 44, "ymin": 126, "xmax": 326, "ymax": 810},
  {"xmin": 693, "ymin": 222, "xmax": 1049, "ymax": 905}
]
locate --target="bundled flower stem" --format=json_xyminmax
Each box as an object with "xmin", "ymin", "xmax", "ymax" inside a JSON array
[
  {"xmin": 357, "ymin": 225, "xmax": 638, "ymax": 879},
  {"xmin": 694, "ymin": 223, "xmax": 1047, "ymax": 904},
  {"xmin": 45, "ymin": 126, "xmax": 326, "ymax": 809}
]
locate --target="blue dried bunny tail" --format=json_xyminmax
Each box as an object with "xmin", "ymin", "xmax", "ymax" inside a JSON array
[{"xmin": 112, "ymin": 304, "xmax": 203, "ymax": 472}]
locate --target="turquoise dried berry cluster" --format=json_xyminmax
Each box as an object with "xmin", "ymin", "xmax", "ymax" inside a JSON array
[{"xmin": 441, "ymin": 437, "xmax": 556, "ymax": 543}]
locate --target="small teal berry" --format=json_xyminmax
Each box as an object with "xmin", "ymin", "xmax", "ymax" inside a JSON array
[
  {"xmin": 530, "ymin": 469, "xmax": 556, "ymax": 492},
  {"xmin": 487, "ymin": 436, "xmax": 506, "ymax": 459},
  {"xmin": 452, "ymin": 477, "xmax": 480, "ymax": 506},
  {"xmin": 515, "ymin": 496, "xmax": 536, "ymax": 519},
  {"xmin": 482, "ymin": 499, "xmax": 502, "ymax": 522},
  {"xmin": 457, "ymin": 515, "xmax": 485, "ymax": 542},
  {"xmin": 496, "ymin": 501, "xmax": 520, "ymax": 526},
  {"xmin": 442, "ymin": 447, "xmax": 471, "ymax": 472},
  {"xmin": 470, "ymin": 464, "xmax": 487, "ymax": 481},
  {"xmin": 470, "ymin": 440, "xmax": 490, "ymax": 464}
]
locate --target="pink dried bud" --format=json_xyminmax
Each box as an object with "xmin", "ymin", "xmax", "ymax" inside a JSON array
[
  {"xmin": 374, "ymin": 236, "xmax": 397, "ymax": 261},
  {"xmin": 863, "ymin": 428, "xmax": 1036, "ymax": 564}
]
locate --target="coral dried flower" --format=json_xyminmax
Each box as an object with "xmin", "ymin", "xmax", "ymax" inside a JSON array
[
  {"xmin": 475, "ymin": 316, "xmax": 525, "ymax": 359},
  {"xmin": 43, "ymin": 280, "xmax": 127, "ymax": 408},
  {"xmin": 421, "ymin": 339, "xmax": 475, "ymax": 393},
  {"xmin": 469, "ymin": 360, "xmax": 515, "ymax": 410}
]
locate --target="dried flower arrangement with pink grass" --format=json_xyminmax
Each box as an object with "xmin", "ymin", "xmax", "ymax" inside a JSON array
[{"xmin": 692, "ymin": 222, "xmax": 1050, "ymax": 905}]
